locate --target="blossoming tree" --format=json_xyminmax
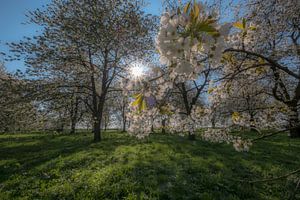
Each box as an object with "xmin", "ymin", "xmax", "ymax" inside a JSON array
[
  {"xmin": 126, "ymin": 0, "xmax": 300, "ymax": 152},
  {"xmin": 224, "ymin": 0, "xmax": 300, "ymax": 137},
  {"xmin": 126, "ymin": 1, "xmax": 231, "ymax": 139}
]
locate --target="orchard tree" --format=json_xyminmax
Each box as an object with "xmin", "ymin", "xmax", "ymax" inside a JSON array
[
  {"xmin": 224, "ymin": 0, "xmax": 300, "ymax": 137},
  {"xmin": 67, "ymin": 90, "xmax": 85, "ymax": 134},
  {"xmin": 38, "ymin": 88, "xmax": 86, "ymax": 133},
  {"xmin": 210, "ymin": 70, "xmax": 288, "ymax": 132},
  {"xmin": 124, "ymin": 0, "xmax": 299, "ymax": 151},
  {"xmin": 0, "ymin": 63, "xmax": 41, "ymax": 132},
  {"xmin": 9, "ymin": 0, "xmax": 157, "ymax": 142},
  {"xmin": 126, "ymin": 1, "xmax": 231, "ymax": 139}
]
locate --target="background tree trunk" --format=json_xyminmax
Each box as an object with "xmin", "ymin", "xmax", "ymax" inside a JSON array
[
  {"xmin": 289, "ymin": 106, "xmax": 300, "ymax": 138},
  {"xmin": 161, "ymin": 118, "xmax": 166, "ymax": 134},
  {"xmin": 211, "ymin": 117, "xmax": 216, "ymax": 129},
  {"xmin": 69, "ymin": 96, "xmax": 79, "ymax": 134},
  {"xmin": 249, "ymin": 113, "xmax": 257, "ymax": 132},
  {"xmin": 70, "ymin": 120, "xmax": 76, "ymax": 134},
  {"xmin": 122, "ymin": 118, "xmax": 126, "ymax": 132},
  {"xmin": 188, "ymin": 132, "xmax": 196, "ymax": 140},
  {"xmin": 93, "ymin": 119, "xmax": 101, "ymax": 142},
  {"xmin": 104, "ymin": 118, "xmax": 108, "ymax": 131}
]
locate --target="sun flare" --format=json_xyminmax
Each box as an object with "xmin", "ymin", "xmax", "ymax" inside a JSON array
[{"xmin": 129, "ymin": 61, "xmax": 147, "ymax": 79}]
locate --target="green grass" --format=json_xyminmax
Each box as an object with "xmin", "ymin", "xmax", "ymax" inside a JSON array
[{"xmin": 0, "ymin": 131, "xmax": 299, "ymax": 200}]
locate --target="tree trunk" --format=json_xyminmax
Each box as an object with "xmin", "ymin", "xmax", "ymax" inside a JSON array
[
  {"xmin": 93, "ymin": 119, "xmax": 101, "ymax": 142},
  {"xmin": 290, "ymin": 126, "xmax": 300, "ymax": 138},
  {"xmin": 4, "ymin": 127, "xmax": 9, "ymax": 133},
  {"xmin": 161, "ymin": 118, "xmax": 166, "ymax": 134},
  {"xmin": 69, "ymin": 96, "xmax": 79, "ymax": 134},
  {"xmin": 56, "ymin": 121, "xmax": 64, "ymax": 133},
  {"xmin": 211, "ymin": 118, "xmax": 216, "ymax": 129},
  {"xmin": 188, "ymin": 132, "xmax": 196, "ymax": 140},
  {"xmin": 211, "ymin": 111, "xmax": 216, "ymax": 128},
  {"xmin": 179, "ymin": 83, "xmax": 197, "ymax": 140},
  {"xmin": 249, "ymin": 114, "xmax": 257, "ymax": 132},
  {"xmin": 289, "ymin": 106, "xmax": 300, "ymax": 138},
  {"xmin": 70, "ymin": 120, "xmax": 76, "ymax": 134},
  {"xmin": 121, "ymin": 101, "xmax": 127, "ymax": 132},
  {"xmin": 92, "ymin": 114, "xmax": 102, "ymax": 142},
  {"xmin": 93, "ymin": 97, "xmax": 105, "ymax": 142},
  {"xmin": 89, "ymin": 49, "xmax": 104, "ymax": 142},
  {"xmin": 122, "ymin": 118, "xmax": 126, "ymax": 132},
  {"xmin": 104, "ymin": 120, "xmax": 107, "ymax": 131}
]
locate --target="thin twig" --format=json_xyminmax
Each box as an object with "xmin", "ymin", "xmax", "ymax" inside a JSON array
[
  {"xmin": 248, "ymin": 168, "xmax": 300, "ymax": 184},
  {"xmin": 289, "ymin": 178, "xmax": 300, "ymax": 200},
  {"xmin": 251, "ymin": 129, "xmax": 287, "ymax": 142}
]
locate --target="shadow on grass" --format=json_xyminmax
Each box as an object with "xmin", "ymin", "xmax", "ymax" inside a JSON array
[
  {"xmin": 0, "ymin": 132, "xmax": 299, "ymax": 199},
  {"xmin": 0, "ymin": 132, "xmax": 136, "ymax": 183}
]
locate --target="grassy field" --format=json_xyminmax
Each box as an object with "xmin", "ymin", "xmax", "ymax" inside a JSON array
[{"xmin": 0, "ymin": 131, "xmax": 299, "ymax": 200}]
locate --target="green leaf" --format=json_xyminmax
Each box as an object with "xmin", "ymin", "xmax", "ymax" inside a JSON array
[
  {"xmin": 233, "ymin": 21, "xmax": 244, "ymax": 30},
  {"xmin": 197, "ymin": 22, "xmax": 217, "ymax": 34},
  {"xmin": 193, "ymin": 2, "xmax": 200, "ymax": 19},
  {"xmin": 242, "ymin": 18, "xmax": 246, "ymax": 29},
  {"xmin": 131, "ymin": 93, "xmax": 147, "ymax": 112},
  {"xmin": 258, "ymin": 57, "xmax": 265, "ymax": 64},
  {"xmin": 208, "ymin": 88, "xmax": 214, "ymax": 94},
  {"xmin": 131, "ymin": 93, "xmax": 143, "ymax": 107},
  {"xmin": 141, "ymin": 99, "xmax": 147, "ymax": 111},
  {"xmin": 159, "ymin": 105, "xmax": 173, "ymax": 115},
  {"xmin": 232, "ymin": 112, "xmax": 241, "ymax": 123},
  {"xmin": 183, "ymin": 1, "xmax": 191, "ymax": 13},
  {"xmin": 248, "ymin": 26, "xmax": 256, "ymax": 31},
  {"xmin": 255, "ymin": 66, "xmax": 266, "ymax": 75}
]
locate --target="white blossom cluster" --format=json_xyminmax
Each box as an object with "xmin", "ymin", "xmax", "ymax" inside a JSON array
[
  {"xmin": 232, "ymin": 137, "xmax": 252, "ymax": 152},
  {"xmin": 190, "ymin": 106, "xmax": 210, "ymax": 123},
  {"xmin": 155, "ymin": 10, "xmax": 231, "ymax": 81},
  {"xmin": 156, "ymin": 12, "xmax": 198, "ymax": 79},
  {"xmin": 151, "ymin": 75, "xmax": 173, "ymax": 100},
  {"xmin": 202, "ymin": 129, "xmax": 252, "ymax": 152},
  {"xmin": 228, "ymin": 103, "xmax": 289, "ymax": 130},
  {"xmin": 208, "ymin": 79, "xmax": 289, "ymax": 130},
  {"xmin": 168, "ymin": 113, "xmax": 196, "ymax": 135},
  {"xmin": 202, "ymin": 128, "xmax": 233, "ymax": 144},
  {"xmin": 251, "ymin": 109, "xmax": 288, "ymax": 129},
  {"xmin": 231, "ymin": 112, "xmax": 251, "ymax": 127},
  {"xmin": 127, "ymin": 107, "xmax": 159, "ymax": 139}
]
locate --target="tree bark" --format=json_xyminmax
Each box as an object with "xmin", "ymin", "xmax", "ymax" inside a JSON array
[
  {"xmin": 69, "ymin": 96, "xmax": 79, "ymax": 134},
  {"xmin": 91, "ymin": 104, "xmax": 103, "ymax": 142},
  {"xmin": 161, "ymin": 118, "xmax": 166, "ymax": 134},
  {"xmin": 180, "ymin": 83, "xmax": 197, "ymax": 141},
  {"xmin": 92, "ymin": 113, "xmax": 102, "ymax": 142},
  {"xmin": 211, "ymin": 115, "xmax": 216, "ymax": 129},
  {"xmin": 57, "ymin": 123, "xmax": 64, "ymax": 133},
  {"xmin": 70, "ymin": 120, "xmax": 76, "ymax": 134},
  {"xmin": 121, "ymin": 103, "xmax": 127, "ymax": 132},
  {"xmin": 249, "ymin": 113, "xmax": 257, "ymax": 132},
  {"xmin": 121, "ymin": 99, "xmax": 127, "ymax": 132},
  {"xmin": 188, "ymin": 132, "xmax": 196, "ymax": 140},
  {"xmin": 93, "ymin": 119, "xmax": 101, "ymax": 142},
  {"xmin": 122, "ymin": 117, "xmax": 127, "ymax": 132},
  {"xmin": 88, "ymin": 48, "xmax": 104, "ymax": 142},
  {"xmin": 288, "ymin": 105, "xmax": 300, "ymax": 138},
  {"xmin": 104, "ymin": 118, "xmax": 108, "ymax": 131}
]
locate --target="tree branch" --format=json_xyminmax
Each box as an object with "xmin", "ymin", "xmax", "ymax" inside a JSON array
[{"xmin": 224, "ymin": 48, "xmax": 300, "ymax": 79}]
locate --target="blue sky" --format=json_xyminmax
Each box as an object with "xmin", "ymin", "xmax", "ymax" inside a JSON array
[{"xmin": 0, "ymin": 0, "xmax": 163, "ymax": 72}]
